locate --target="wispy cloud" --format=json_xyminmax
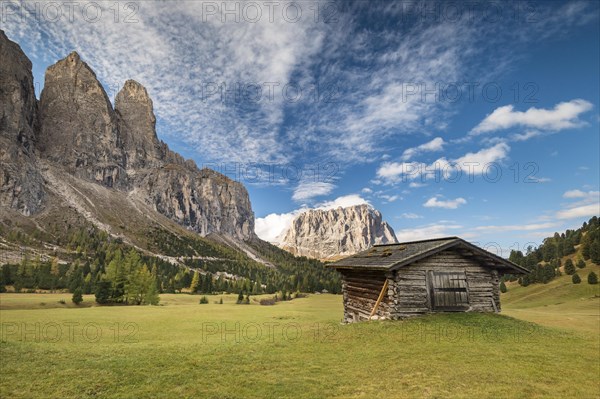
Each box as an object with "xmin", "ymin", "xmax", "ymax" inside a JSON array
[
  {"xmin": 394, "ymin": 222, "xmax": 463, "ymax": 242},
  {"xmin": 423, "ymin": 196, "xmax": 467, "ymax": 209},
  {"xmin": 292, "ymin": 182, "xmax": 335, "ymax": 202},
  {"xmin": 472, "ymin": 222, "xmax": 559, "ymax": 233},
  {"xmin": 397, "ymin": 212, "xmax": 423, "ymax": 219},
  {"xmin": 556, "ymin": 204, "xmax": 599, "ymax": 220},
  {"xmin": 556, "ymin": 189, "xmax": 599, "ymax": 219},
  {"xmin": 563, "ymin": 189, "xmax": 599, "ymax": 199},
  {"xmin": 400, "ymin": 137, "xmax": 445, "ymax": 161}
]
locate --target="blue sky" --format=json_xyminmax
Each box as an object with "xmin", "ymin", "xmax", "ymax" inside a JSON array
[{"xmin": 3, "ymin": 0, "xmax": 599, "ymax": 256}]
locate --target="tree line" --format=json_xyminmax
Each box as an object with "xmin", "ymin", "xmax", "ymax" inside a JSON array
[
  {"xmin": 0, "ymin": 226, "xmax": 342, "ymax": 304},
  {"xmin": 503, "ymin": 216, "xmax": 600, "ymax": 288}
]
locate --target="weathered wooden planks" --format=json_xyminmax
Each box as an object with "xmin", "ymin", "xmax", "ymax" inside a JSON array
[{"xmin": 340, "ymin": 247, "xmax": 503, "ymax": 322}]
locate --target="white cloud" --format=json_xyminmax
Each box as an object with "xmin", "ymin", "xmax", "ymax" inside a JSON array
[
  {"xmin": 394, "ymin": 222, "xmax": 463, "ymax": 242},
  {"xmin": 361, "ymin": 187, "xmax": 373, "ymax": 194},
  {"xmin": 471, "ymin": 99, "xmax": 593, "ymax": 135},
  {"xmin": 556, "ymin": 204, "xmax": 599, "ymax": 220},
  {"xmin": 380, "ymin": 195, "xmax": 400, "ymax": 203},
  {"xmin": 563, "ymin": 189, "xmax": 591, "ymax": 198},
  {"xmin": 316, "ymin": 194, "xmax": 369, "ymax": 210},
  {"xmin": 555, "ymin": 190, "xmax": 599, "ymax": 220},
  {"xmin": 423, "ymin": 197, "xmax": 467, "ymax": 209},
  {"xmin": 292, "ymin": 182, "xmax": 335, "ymax": 202},
  {"xmin": 377, "ymin": 142, "xmax": 510, "ymax": 184},
  {"xmin": 398, "ymin": 213, "xmax": 423, "ymax": 219},
  {"xmin": 472, "ymin": 222, "xmax": 559, "ymax": 232},
  {"xmin": 400, "ymin": 137, "xmax": 445, "ymax": 161},
  {"xmin": 255, "ymin": 210, "xmax": 303, "ymax": 243},
  {"xmin": 510, "ymin": 130, "xmax": 542, "ymax": 141},
  {"xmin": 409, "ymin": 182, "xmax": 427, "ymax": 188}
]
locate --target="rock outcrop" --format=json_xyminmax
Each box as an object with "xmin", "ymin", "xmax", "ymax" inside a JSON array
[
  {"xmin": 39, "ymin": 51, "xmax": 125, "ymax": 188},
  {"xmin": 0, "ymin": 30, "xmax": 44, "ymax": 215},
  {"xmin": 0, "ymin": 30, "xmax": 255, "ymax": 241},
  {"xmin": 115, "ymin": 80, "xmax": 163, "ymax": 170},
  {"xmin": 280, "ymin": 204, "xmax": 398, "ymax": 260}
]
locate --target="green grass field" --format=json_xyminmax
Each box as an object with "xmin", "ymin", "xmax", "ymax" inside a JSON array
[{"xmin": 1, "ymin": 276, "xmax": 599, "ymax": 399}]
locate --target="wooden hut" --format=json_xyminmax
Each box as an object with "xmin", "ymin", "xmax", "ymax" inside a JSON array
[{"xmin": 328, "ymin": 237, "xmax": 528, "ymax": 322}]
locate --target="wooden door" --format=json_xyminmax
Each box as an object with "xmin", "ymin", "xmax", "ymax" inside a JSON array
[{"xmin": 429, "ymin": 271, "xmax": 469, "ymax": 311}]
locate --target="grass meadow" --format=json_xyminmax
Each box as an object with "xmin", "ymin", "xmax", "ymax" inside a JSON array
[{"xmin": 1, "ymin": 267, "xmax": 599, "ymax": 399}]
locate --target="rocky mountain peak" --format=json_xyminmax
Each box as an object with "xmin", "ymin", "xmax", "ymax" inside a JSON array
[
  {"xmin": 279, "ymin": 204, "xmax": 398, "ymax": 260},
  {"xmin": 115, "ymin": 79, "xmax": 161, "ymax": 169},
  {"xmin": 66, "ymin": 51, "xmax": 81, "ymax": 64},
  {"xmin": 39, "ymin": 49, "xmax": 125, "ymax": 187},
  {"xmin": 0, "ymin": 29, "xmax": 45, "ymax": 215},
  {"xmin": 1, "ymin": 31, "xmax": 257, "ymax": 241}
]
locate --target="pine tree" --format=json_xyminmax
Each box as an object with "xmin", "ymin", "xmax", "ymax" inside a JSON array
[
  {"xmin": 572, "ymin": 273, "xmax": 581, "ymax": 284},
  {"xmin": 237, "ymin": 290, "xmax": 244, "ymax": 304},
  {"xmin": 190, "ymin": 271, "xmax": 200, "ymax": 294},
  {"xmin": 500, "ymin": 281, "xmax": 507, "ymax": 293},
  {"xmin": 50, "ymin": 257, "xmax": 60, "ymax": 291},
  {"xmin": 576, "ymin": 259, "xmax": 586, "ymax": 269},
  {"xmin": 588, "ymin": 271, "xmax": 598, "ymax": 285},
  {"xmin": 95, "ymin": 281, "xmax": 112, "ymax": 304},
  {"xmin": 564, "ymin": 259, "xmax": 576, "ymax": 275},
  {"xmin": 72, "ymin": 288, "xmax": 83, "ymax": 305},
  {"xmin": 144, "ymin": 274, "xmax": 160, "ymax": 305}
]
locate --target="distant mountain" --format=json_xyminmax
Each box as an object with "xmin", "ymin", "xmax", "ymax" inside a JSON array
[
  {"xmin": 0, "ymin": 30, "xmax": 340, "ymax": 294},
  {"xmin": 279, "ymin": 204, "xmax": 398, "ymax": 260}
]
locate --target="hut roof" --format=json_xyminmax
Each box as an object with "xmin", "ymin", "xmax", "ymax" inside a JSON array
[{"xmin": 327, "ymin": 236, "xmax": 528, "ymax": 274}]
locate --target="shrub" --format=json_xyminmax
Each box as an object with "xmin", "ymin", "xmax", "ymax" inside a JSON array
[
  {"xmin": 572, "ymin": 273, "xmax": 581, "ymax": 284},
  {"xmin": 564, "ymin": 259, "xmax": 576, "ymax": 275},
  {"xmin": 236, "ymin": 290, "xmax": 244, "ymax": 304},
  {"xmin": 72, "ymin": 288, "xmax": 83, "ymax": 305},
  {"xmin": 58, "ymin": 299, "xmax": 66, "ymax": 305},
  {"xmin": 576, "ymin": 259, "xmax": 586, "ymax": 269},
  {"xmin": 588, "ymin": 271, "xmax": 598, "ymax": 285},
  {"xmin": 219, "ymin": 297, "xmax": 223, "ymax": 304},
  {"xmin": 500, "ymin": 281, "xmax": 507, "ymax": 293},
  {"xmin": 199, "ymin": 296, "xmax": 209, "ymax": 304},
  {"xmin": 259, "ymin": 298, "xmax": 276, "ymax": 306}
]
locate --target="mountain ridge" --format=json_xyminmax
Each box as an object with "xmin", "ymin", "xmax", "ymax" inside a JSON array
[{"xmin": 1, "ymin": 30, "xmax": 254, "ymax": 242}]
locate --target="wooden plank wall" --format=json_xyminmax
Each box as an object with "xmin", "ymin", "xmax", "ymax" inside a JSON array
[
  {"xmin": 340, "ymin": 269, "xmax": 390, "ymax": 322},
  {"xmin": 390, "ymin": 249, "xmax": 500, "ymax": 318}
]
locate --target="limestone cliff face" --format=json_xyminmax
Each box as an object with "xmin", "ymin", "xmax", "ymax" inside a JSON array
[
  {"xmin": 114, "ymin": 79, "xmax": 255, "ymax": 240},
  {"xmin": 280, "ymin": 204, "xmax": 398, "ymax": 260},
  {"xmin": 115, "ymin": 80, "xmax": 163, "ymax": 170},
  {"xmin": 0, "ymin": 30, "xmax": 44, "ymax": 215},
  {"xmin": 0, "ymin": 30, "xmax": 256, "ymax": 241},
  {"xmin": 39, "ymin": 51, "xmax": 125, "ymax": 188}
]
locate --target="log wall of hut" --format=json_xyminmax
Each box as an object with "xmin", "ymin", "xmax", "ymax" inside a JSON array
[
  {"xmin": 390, "ymin": 249, "xmax": 500, "ymax": 318},
  {"xmin": 340, "ymin": 269, "xmax": 391, "ymax": 322}
]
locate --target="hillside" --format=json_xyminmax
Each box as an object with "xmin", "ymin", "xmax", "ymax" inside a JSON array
[{"xmin": 501, "ymin": 217, "xmax": 600, "ymax": 333}]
